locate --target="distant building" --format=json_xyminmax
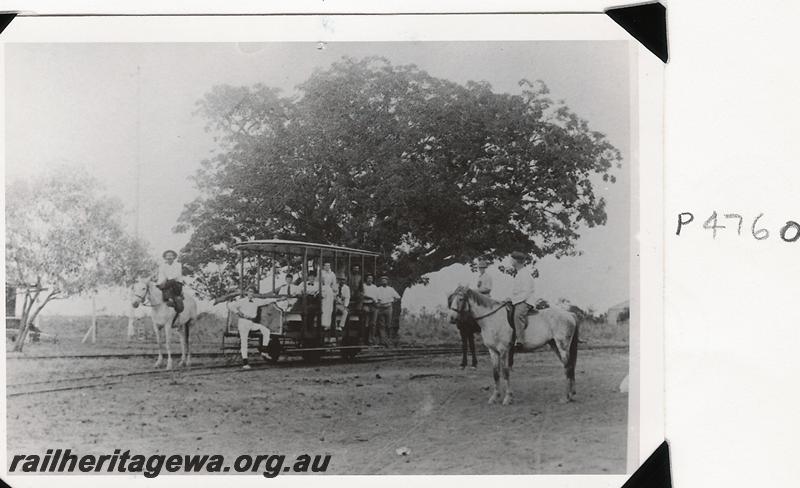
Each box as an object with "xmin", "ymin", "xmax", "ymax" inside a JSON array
[{"xmin": 607, "ymin": 300, "xmax": 630, "ymax": 325}]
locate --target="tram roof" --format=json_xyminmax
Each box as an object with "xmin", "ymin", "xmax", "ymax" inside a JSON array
[{"xmin": 233, "ymin": 239, "xmax": 380, "ymax": 257}]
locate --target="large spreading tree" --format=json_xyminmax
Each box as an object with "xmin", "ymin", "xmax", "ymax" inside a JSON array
[
  {"xmin": 176, "ymin": 56, "xmax": 621, "ymax": 297},
  {"xmin": 6, "ymin": 165, "xmax": 154, "ymax": 350}
]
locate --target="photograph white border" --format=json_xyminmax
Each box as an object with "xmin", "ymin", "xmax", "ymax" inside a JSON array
[{"xmin": 0, "ymin": 12, "xmax": 665, "ymax": 488}]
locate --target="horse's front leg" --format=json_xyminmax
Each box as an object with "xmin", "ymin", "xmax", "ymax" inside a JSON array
[
  {"xmin": 501, "ymin": 349, "xmax": 513, "ymax": 405},
  {"xmin": 487, "ymin": 349, "xmax": 501, "ymax": 404},
  {"xmin": 184, "ymin": 320, "xmax": 192, "ymax": 368},
  {"xmin": 178, "ymin": 320, "xmax": 192, "ymax": 368},
  {"xmin": 469, "ymin": 332, "xmax": 478, "ymax": 369},
  {"xmin": 153, "ymin": 323, "xmax": 164, "ymax": 369},
  {"xmin": 460, "ymin": 328, "xmax": 468, "ymax": 369},
  {"xmin": 164, "ymin": 319, "xmax": 173, "ymax": 370},
  {"xmin": 177, "ymin": 322, "xmax": 187, "ymax": 368}
]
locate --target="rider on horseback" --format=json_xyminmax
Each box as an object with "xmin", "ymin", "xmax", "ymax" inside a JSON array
[
  {"xmin": 510, "ymin": 251, "xmax": 536, "ymax": 350},
  {"xmin": 156, "ymin": 249, "xmax": 184, "ymax": 314}
]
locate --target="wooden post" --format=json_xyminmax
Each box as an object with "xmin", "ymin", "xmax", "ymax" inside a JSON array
[
  {"xmin": 127, "ymin": 305, "xmax": 135, "ymax": 340},
  {"xmin": 91, "ymin": 294, "xmax": 97, "ymax": 343},
  {"xmin": 81, "ymin": 294, "xmax": 97, "ymax": 344}
]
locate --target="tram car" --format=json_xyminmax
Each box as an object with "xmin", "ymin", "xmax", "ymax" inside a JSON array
[{"xmin": 222, "ymin": 239, "xmax": 380, "ymax": 362}]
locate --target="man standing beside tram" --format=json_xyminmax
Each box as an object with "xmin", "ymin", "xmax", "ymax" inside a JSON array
[
  {"xmin": 375, "ymin": 275, "xmax": 401, "ymax": 347},
  {"xmin": 361, "ymin": 274, "xmax": 379, "ymax": 345},
  {"xmin": 227, "ymin": 285, "xmax": 272, "ymax": 369}
]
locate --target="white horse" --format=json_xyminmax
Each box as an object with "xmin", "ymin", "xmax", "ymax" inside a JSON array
[
  {"xmin": 447, "ymin": 286, "xmax": 580, "ymax": 405},
  {"xmin": 131, "ymin": 279, "xmax": 198, "ymax": 369}
]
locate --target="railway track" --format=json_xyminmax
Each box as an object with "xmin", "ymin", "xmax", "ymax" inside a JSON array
[
  {"xmin": 5, "ymin": 347, "xmax": 464, "ymax": 397},
  {"xmin": 7, "ymin": 344, "xmax": 628, "ymax": 397}
]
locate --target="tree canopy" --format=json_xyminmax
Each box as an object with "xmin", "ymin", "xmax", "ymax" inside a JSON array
[
  {"xmin": 6, "ymin": 165, "xmax": 153, "ymax": 350},
  {"xmin": 177, "ymin": 56, "xmax": 622, "ymax": 295}
]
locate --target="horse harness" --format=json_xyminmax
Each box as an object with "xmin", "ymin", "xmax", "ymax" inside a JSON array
[
  {"xmin": 449, "ymin": 291, "xmax": 512, "ymax": 321},
  {"xmin": 133, "ymin": 285, "xmax": 153, "ymax": 307}
]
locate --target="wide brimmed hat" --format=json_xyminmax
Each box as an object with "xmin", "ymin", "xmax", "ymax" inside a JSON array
[
  {"xmin": 477, "ymin": 258, "xmax": 489, "ymax": 268},
  {"xmin": 162, "ymin": 249, "xmax": 178, "ymax": 259},
  {"xmin": 510, "ymin": 251, "xmax": 528, "ymax": 262},
  {"xmin": 336, "ymin": 272, "xmax": 346, "ymax": 280}
]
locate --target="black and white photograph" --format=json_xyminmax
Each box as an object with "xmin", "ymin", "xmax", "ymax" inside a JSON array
[{"xmin": 3, "ymin": 13, "xmax": 661, "ymax": 481}]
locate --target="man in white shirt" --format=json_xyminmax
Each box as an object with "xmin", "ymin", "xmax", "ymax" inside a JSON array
[
  {"xmin": 475, "ymin": 258, "xmax": 493, "ymax": 296},
  {"xmin": 277, "ymin": 273, "xmax": 299, "ymax": 297},
  {"xmin": 509, "ymin": 251, "xmax": 537, "ymax": 349},
  {"xmin": 375, "ymin": 276, "xmax": 401, "ymax": 347},
  {"xmin": 362, "ymin": 274, "xmax": 379, "ymax": 345},
  {"xmin": 156, "ymin": 249, "xmax": 184, "ymax": 313},
  {"xmin": 227, "ymin": 285, "xmax": 272, "ymax": 369},
  {"xmin": 319, "ymin": 263, "xmax": 337, "ymax": 330},
  {"xmin": 334, "ymin": 273, "xmax": 351, "ymax": 330}
]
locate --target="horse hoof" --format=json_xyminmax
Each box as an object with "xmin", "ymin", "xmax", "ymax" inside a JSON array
[
  {"xmin": 502, "ymin": 396, "xmax": 513, "ymax": 406},
  {"xmin": 460, "ymin": 365, "xmax": 467, "ymax": 370},
  {"xmin": 471, "ymin": 365, "xmax": 478, "ymax": 370},
  {"xmin": 488, "ymin": 394, "xmax": 499, "ymax": 405}
]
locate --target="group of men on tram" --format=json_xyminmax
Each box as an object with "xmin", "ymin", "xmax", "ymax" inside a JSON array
[
  {"xmin": 157, "ymin": 247, "xmax": 538, "ymax": 369},
  {"xmin": 218, "ymin": 261, "xmax": 401, "ymax": 368}
]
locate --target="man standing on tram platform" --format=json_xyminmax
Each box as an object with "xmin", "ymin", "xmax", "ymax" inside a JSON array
[{"xmin": 334, "ymin": 273, "xmax": 351, "ymax": 330}]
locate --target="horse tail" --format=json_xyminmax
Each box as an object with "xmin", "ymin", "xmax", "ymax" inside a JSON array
[
  {"xmin": 508, "ymin": 305, "xmax": 516, "ymax": 369},
  {"xmin": 566, "ymin": 320, "xmax": 579, "ymax": 380}
]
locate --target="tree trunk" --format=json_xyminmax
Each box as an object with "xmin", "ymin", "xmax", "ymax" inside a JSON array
[
  {"xmin": 13, "ymin": 290, "xmax": 54, "ymax": 352},
  {"xmin": 12, "ymin": 289, "xmax": 35, "ymax": 352}
]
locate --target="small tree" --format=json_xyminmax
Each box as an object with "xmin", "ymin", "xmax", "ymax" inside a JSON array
[{"xmin": 6, "ymin": 165, "xmax": 154, "ymax": 351}]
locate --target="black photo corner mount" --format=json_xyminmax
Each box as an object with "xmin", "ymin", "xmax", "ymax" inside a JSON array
[
  {"xmin": 606, "ymin": 2, "xmax": 668, "ymax": 63},
  {"xmin": 0, "ymin": 13, "xmax": 16, "ymax": 36},
  {"xmin": 0, "ymin": 475, "xmax": 11, "ymax": 488},
  {"xmin": 621, "ymin": 440, "xmax": 672, "ymax": 488}
]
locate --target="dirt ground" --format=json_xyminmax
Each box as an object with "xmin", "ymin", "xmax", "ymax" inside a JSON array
[{"xmin": 6, "ymin": 348, "xmax": 628, "ymax": 475}]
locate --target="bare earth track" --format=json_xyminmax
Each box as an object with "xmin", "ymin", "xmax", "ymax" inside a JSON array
[{"xmin": 6, "ymin": 347, "xmax": 627, "ymax": 474}]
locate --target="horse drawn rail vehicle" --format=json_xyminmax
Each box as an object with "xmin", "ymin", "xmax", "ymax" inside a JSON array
[{"xmin": 223, "ymin": 239, "xmax": 381, "ymax": 363}]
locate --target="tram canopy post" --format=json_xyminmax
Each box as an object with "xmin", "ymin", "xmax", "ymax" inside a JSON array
[
  {"xmin": 272, "ymin": 251, "xmax": 277, "ymax": 293},
  {"xmin": 239, "ymin": 251, "xmax": 245, "ymax": 291},
  {"xmin": 302, "ymin": 247, "xmax": 308, "ymax": 317},
  {"xmin": 256, "ymin": 254, "xmax": 262, "ymax": 293}
]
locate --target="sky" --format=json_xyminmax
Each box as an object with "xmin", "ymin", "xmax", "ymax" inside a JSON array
[{"xmin": 5, "ymin": 41, "xmax": 631, "ymax": 314}]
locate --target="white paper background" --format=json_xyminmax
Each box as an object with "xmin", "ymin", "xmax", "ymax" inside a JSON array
[{"xmin": 1, "ymin": 0, "xmax": 797, "ymax": 486}]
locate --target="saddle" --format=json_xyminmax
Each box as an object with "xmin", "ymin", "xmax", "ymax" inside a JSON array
[{"xmin": 505, "ymin": 303, "xmax": 538, "ymax": 330}]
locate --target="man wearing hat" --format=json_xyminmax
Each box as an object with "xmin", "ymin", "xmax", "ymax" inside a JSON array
[
  {"xmin": 509, "ymin": 251, "xmax": 537, "ymax": 349},
  {"xmin": 227, "ymin": 285, "xmax": 272, "ymax": 369},
  {"xmin": 334, "ymin": 272, "xmax": 351, "ymax": 330},
  {"xmin": 475, "ymin": 258, "xmax": 493, "ymax": 296},
  {"xmin": 361, "ymin": 274, "xmax": 379, "ymax": 345},
  {"xmin": 156, "ymin": 249, "xmax": 184, "ymax": 313},
  {"xmin": 375, "ymin": 276, "xmax": 401, "ymax": 347}
]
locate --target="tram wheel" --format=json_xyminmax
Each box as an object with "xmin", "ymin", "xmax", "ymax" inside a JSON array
[
  {"xmin": 341, "ymin": 348, "xmax": 361, "ymax": 361},
  {"xmin": 264, "ymin": 338, "xmax": 282, "ymax": 363},
  {"xmin": 300, "ymin": 350, "xmax": 323, "ymax": 363}
]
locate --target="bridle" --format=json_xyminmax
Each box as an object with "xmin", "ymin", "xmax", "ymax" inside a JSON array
[
  {"xmin": 132, "ymin": 283, "xmax": 153, "ymax": 307},
  {"xmin": 449, "ymin": 289, "xmax": 509, "ymax": 321}
]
